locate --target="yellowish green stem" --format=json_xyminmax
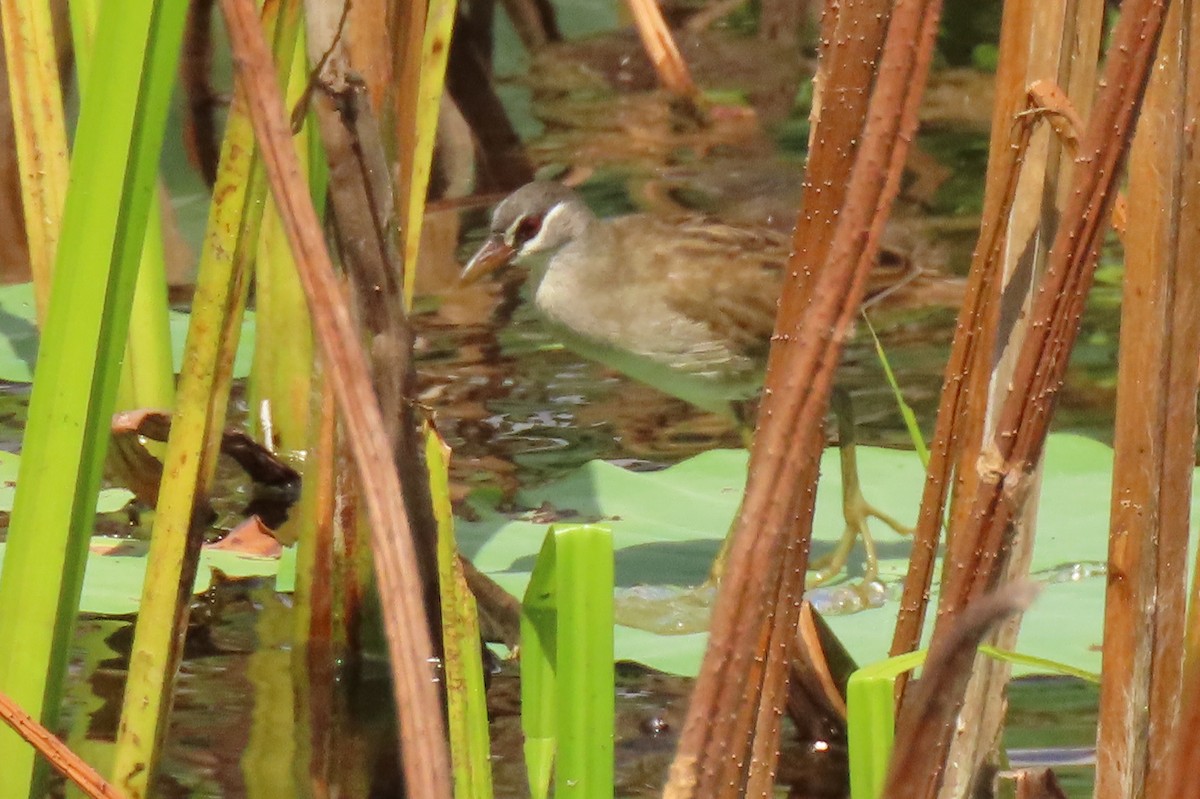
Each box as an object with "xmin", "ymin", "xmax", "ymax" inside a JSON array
[{"xmin": 0, "ymin": 1, "xmax": 189, "ymax": 795}]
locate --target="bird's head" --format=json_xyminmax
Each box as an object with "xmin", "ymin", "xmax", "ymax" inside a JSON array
[{"xmin": 460, "ymin": 181, "xmax": 594, "ymax": 284}]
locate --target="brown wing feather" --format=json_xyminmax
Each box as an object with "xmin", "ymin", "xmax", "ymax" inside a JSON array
[
  {"xmin": 604, "ymin": 213, "xmax": 944, "ymax": 364},
  {"xmin": 606, "ymin": 215, "xmax": 786, "ymax": 362}
]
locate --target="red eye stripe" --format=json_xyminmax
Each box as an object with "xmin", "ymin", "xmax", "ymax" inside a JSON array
[{"xmin": 514, "ymin": 215, "xmax": 542, "ymax": 244}]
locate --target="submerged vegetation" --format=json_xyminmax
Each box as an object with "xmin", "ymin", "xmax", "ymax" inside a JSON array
[{"xmin": 0, "ymin": 0, "xmax": 1196, "ymax": 797}]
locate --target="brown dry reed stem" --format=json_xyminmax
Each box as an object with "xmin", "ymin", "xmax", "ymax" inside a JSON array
[
  {"xmin": 743, "ymin": 473, "xmax": 821, "ymax": 795},
  {"xmin": 294, "ymin": 372, "xmax": 339, "ymax": 790},
  {"xmin": 889, "ymin": 0, "xmax": 1108, "ymax": 673},
  {"xmin": 301, "ymin": 3, "xmax": 445, "ymax": 645},
  {"xmin": 625, "ymin": 0, "xmax": 698, "ymax": 100},
  {"xmin": 746, "ymin": 4, "xmax": 893, "ymax": 787},
  {"xmin": 932, "ymin": 0, "xmax": 1107, "ymax": 782},
  {"xmin": 181, "ymin": 0, "xmax": 220, "ymax": 187},
  {"xmin": 933, "ymin": 0, "xmax": 1170, "ymax": 621},
  {"xmin": 347, "ymin": 0, "xmax": 393, "ymax": 112},
  {"xmin": 308, "ymin": 0, "xmax": 451, "ymax": 658},
  {"xmin": 1172, "ymin": 8, "xmax": 1200, "ymax": 792},
  {"xmin": 220, "ymin": 2, "xmax": 452, "ymax": 797},
  {"xmin": 882, "ymin": 583, "xmax": 1039, "ymax": 799},
  {"xmin": 889, "ymin": 87, "xmax": 1049, "ymax": 676},
  {"xmin": 1014, "ymin": 770, "xmax": 1070, "ymax": 799},
  {"xmin": 792, "ymin": 0, "xmax": 892, "ymax": 267},
  {"xmin": 1099, "ymin": 1, "xmax": 1200, "ymax": 796},
  {"xmin": 0, "ymin": 689, "xmax": 127, "ymax": 799},
  {"xmin": 663, "ymin": 0, "xmax": 942, "ymax": 795},
  {"xmin": 673, "ymin": 0, "xmax": 894, "ymax": 790},
  {"xmin": 888, "ymin": 2, "xmax": 1171, "ymax": 794}
]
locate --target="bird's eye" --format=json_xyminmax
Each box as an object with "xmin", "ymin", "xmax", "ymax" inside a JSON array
[{"xmin": 512, "ymin": 215, "xmax": 542, "ymax": 245}]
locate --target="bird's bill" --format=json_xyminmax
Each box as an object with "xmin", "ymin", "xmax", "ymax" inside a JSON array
[{"xmin": 460, "ymin": 235, "xmax": 516, "ymax": 285}]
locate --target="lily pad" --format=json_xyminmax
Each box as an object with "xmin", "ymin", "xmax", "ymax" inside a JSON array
[
  {"xmin": 31, "ymin": 433, "xmax": 1166, "ymax": 678},
  {"xmin": 0, "ymin": 537, "xmax": 281, "ymax": 616},
  {"xmin": 0, "ymin": 449, "xmax": 133, "ymax": 513},
  {"xmin": 456, "ymin": 434, "xmax": 1158, "ymax": 677},
  {"xmin": 0, "ymin": 282, "xmax": 256, "ymax": 383}
]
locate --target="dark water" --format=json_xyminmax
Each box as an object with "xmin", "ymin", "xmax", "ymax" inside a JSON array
[{"xmin": 56, "ymin": 607, "xmax": 1100, "ymax": 797}]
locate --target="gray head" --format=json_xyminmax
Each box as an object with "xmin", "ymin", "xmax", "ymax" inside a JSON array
[{"xmin": 461, "ymin": 182, "xmax": 596, "ymax": 284}]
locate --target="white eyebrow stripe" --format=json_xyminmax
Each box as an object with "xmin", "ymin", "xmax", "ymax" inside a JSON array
[{"xmin": 509, "ymin": 201, "xmax": 568, "ymax": 253}]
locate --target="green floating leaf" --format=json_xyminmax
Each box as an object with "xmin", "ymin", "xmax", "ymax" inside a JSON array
[
  {"xmin": 53, "ymin": 433, "xmax": 1171, "ymax": 680},
  {"xmin": 0, "ymin": 449, "xmax": 132, "ymax": 512},
  {"xmin": 0, "ymin": 537, "xmax": 283, "ymax": 616},
  {"xmin": 458, "ymin": 434, "xmax": 1177, "ymax": 677},
  {"xmin": 0, "ymin": 283, "xmax": 257, "ymax": 383}
]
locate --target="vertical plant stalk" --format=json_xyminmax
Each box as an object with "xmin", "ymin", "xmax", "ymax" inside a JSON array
[
  {"xmin": 0, "ymin": 0, "xmax": 68, "ymax": 320},
  {"xmin": 221, "ymin": 1, "xmax": 453, "ymax": 795},
  {"xmin": 1168, "ymin": 8, "xmax": 1200, "ymax": 796},
  {"xmin": 749, "ymin": 0, "xmax": 894, "ymax": 790},
  {"xmin": 427, "ymin": 427, "xmax": 494, "ymax": 799},
  {"xmin": 900, "ymin": 0, "xmax": 1171, "ymax": 794},
  {"xmin": 108, "ymin": 4, "xmax": 301, "ymax": 795},
  {"xmin": 746, "ymin": 9, "xmax": 896, "ymax": 784},
  {"xmin": 553, "ymin": 526, "xmax": 615, "ymax": 798},
  {"xmin": 932, "ymin": 1, "xmax": 1103, "ymax": 793},
  {"xmin": 522, "ymin": 526, "xmax": 615, "ymax": 799},
  {"xmin": 304, "ymin": 0, "xmax": 451, "ymax": 667},
  {"xmin": 931, "ymin": 0, "xmax": 1170, "ymax": 624},
  {"xmin": 846, "ymin": 650, "xmax": 928, "ymax": 799},
  {"xmin": 664, "ymin": 0, "xmax": 940, "ymax": 794},
  {"xmin": 302, "ymin": 0, "xmax": 444, "ymax": 651},
  {"xmin": 398, "ymin": 0, "xmax": 457, "ymax": 308},
  {"xmin": 889, "ymin": 80, "xmax": 1056, "ymax": 671},
  {"xmin": 0, "ymin": 1, "xmax": 189, "ymax": 795},
  {"xmin": 70, "ymin": 0, "xmax": 176, "ymax": 413},
  {"xmin": 291, "ymin": 369, "xmax": 339, "ymax": 791},
  {"xmin": 115, "ymin": 198, "xmax": 176, "ymax": 412},
  {"xmin": 625, "ymin": 0, "xmax": 698, "ymax": 100},
  {"xmin": 346, "ymin": 0, "xmax": 391, "ymax": 110},
  {"xmin": 1097, "ymin": 1, "xmax": 1198, "ymax": 796},
  {"xmin": 249, "ymin": 24, "xmax": 316, "ymax": 455}
]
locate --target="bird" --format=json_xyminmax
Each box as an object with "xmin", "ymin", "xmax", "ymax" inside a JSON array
[{"xmin": 461, "ymin": 180, "xmax": 937, "ymax": 586}]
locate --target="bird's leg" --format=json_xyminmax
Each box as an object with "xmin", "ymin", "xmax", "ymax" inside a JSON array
[
  {"xmin": 706, "ymin": 402, "xmax": 756, "ymax": 584},
  {"xmin": 806, "ymin": 387, "xmax": 913, "ymax": 587}
]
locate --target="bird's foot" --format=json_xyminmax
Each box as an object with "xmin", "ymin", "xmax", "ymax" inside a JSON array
[{"xmin": 805, "ymin": 478, "xmax": 913, "ymax": 590}]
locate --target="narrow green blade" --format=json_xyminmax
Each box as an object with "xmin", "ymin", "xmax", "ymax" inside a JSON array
[
  {"xmin": 553, "ymin": 525, "xmax": 614, "ymax": 799},
  {"xmin": 522, "ymin": 531, "xmax": 559, "ymax": 799},
  {"xmin": 428, "ymin": 427, "xmax": 494, "ymax": 799},
  {"xmin": 846, "ymin": 649, "xmax": 927, "ymax": 799},
  {"xmin": 521, "ymin": 525, "xmax": 614, "ymax": 799},
  {"xmin": 0, "ymin": 1, "xmax": 189, "ymax": 795}
]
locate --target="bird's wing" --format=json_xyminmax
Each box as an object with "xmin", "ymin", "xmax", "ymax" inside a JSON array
[
  {"xmin": 608, "ymin": 214, "xmax": 938, "ymax": 363},
  {"xmin": 615, "ymin": 215, "xmax": 786, "ymax": 361}
]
